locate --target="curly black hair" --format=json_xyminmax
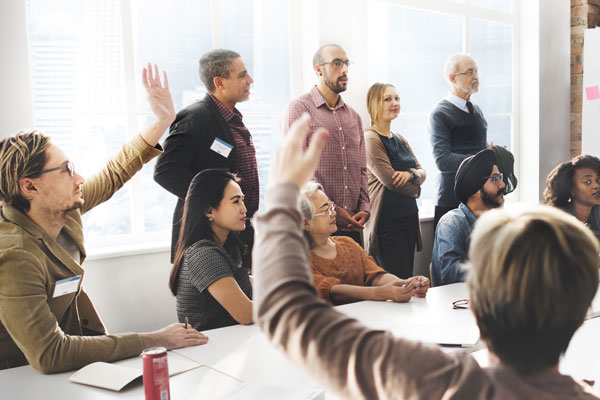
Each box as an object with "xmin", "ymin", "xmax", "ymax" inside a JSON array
[{"xmin": 544, "ymin": 155, "xmax": 600, "ymax": 207}]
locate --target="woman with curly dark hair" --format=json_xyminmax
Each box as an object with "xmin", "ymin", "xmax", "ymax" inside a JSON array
[{"xmin": 544, "ymin": 154, "xmax": 600, "ymax": 241}]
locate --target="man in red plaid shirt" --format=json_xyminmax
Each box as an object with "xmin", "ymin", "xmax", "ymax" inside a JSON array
[{"xmin": 282, "ymin": 44, "xmax": 370, "ymax": 246}]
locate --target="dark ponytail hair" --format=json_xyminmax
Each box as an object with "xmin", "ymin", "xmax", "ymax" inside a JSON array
[{"xmin": 169, "ymin": 168, "xmax": 242, "ymax": 295}]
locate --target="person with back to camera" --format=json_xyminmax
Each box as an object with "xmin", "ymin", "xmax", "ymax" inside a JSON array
[
  {"xmin": 364, "ymin": 82, "xmax": 426, "ymax": 279},
  {"xmin": 299, "ymin": 181, "xmax": 429, "ymax": 305},
  {"xmin": 544, "ymin": 154, "xmax": 600, "ymax": 241},
  {"xmin": 169, "ymin": 169, "xmax": 253, "ymax": 331},
  {"xmin": 251, "ymin": 113, "xmax": 600, "ymax": 399}
]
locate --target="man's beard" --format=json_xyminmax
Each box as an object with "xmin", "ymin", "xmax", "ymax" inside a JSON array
[
  {"xmin": 457, "ymin": 80, "xmax": 478, "ymax": 96},
  {"xmin": 480, "ymin": 186, "xmax": 504, "ymax": 209},
  {"xmin": 324, "ymin": 75, "xmax": 347, "ymax": 94}
]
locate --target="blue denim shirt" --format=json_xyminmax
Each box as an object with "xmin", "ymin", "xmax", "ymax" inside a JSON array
[{"xmin": 431, "ymin": 203, "xmax": 476, "ymax": 286}]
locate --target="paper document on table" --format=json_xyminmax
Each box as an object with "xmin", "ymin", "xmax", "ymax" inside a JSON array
[
  {"xmin": 389, "ymin": 323, "xmax": 480, "ymax": 347},
  {"xmin": 219, "ymin": 383, "xmax": 325, "ymax": 400},
  {"xmin": 69, "ymin": 356, "xmax": 202, "ymax": 391}
]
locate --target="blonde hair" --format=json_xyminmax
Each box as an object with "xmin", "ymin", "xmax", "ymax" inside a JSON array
[
  {"xmin": 366, "ymin": 82, "xmax": 395, "ymax": 126},
  {"xmin": 0, "ymin": 130, "xmax": 50, "ymax": 212},
  {"xmin": 467, "ymin": 204, "xmax": 599, "ymax": 374}
]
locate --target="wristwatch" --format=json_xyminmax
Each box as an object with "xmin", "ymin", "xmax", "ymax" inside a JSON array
[{"xmin": 409, "ymin": 170, "xmax": 416, "ymax": 182}]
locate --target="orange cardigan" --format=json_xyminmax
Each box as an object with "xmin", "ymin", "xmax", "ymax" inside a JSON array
[{"xmin": 309, "ymin": 236, "xmax": 387, "ymax": 303}]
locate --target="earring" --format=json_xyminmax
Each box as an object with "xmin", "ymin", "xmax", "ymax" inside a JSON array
[{"xmin": 208, "ymin": 216, "xmax": 214, "ymax": 222}]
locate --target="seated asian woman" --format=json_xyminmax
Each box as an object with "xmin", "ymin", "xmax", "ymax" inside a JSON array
[
  {"xmin": 168, "ymin": 169, "xmax": 253, "ymax": 331},
  {"xmin": 299, "ymin": 181, "xmax": 429, "ymax": 305}
]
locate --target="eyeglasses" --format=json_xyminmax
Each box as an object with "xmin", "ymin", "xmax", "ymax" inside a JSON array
[
  {"xmin": 313, "ymin": 202, "xmax": 336, "ymax": 218},
  {"xmin": 452, "ymin": 299, "xmax": 469, "ymax": 310},
  {"xmin": 484, "ymin": 173, "xmax": 504, "ymax": 185},
  {"xmin": 454, "ymin": 68, "xmax": 478, "ymax": 77},
  {"xmin": 319, "ymin": 59, "xmax": 352, "ymax": 69},
  {"xmin": 38, "ymin": 162, "xmax": 75, "ymax": 177}
]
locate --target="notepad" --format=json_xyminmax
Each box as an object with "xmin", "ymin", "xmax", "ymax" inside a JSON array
[{"xmin": 69, "ymin": 356, "xmax": 201, "ymax": 391}]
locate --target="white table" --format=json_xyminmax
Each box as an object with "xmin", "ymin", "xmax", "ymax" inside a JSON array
[{"xmin": 2, "ymin": 282, "xmax": 599, "ymax": 399}]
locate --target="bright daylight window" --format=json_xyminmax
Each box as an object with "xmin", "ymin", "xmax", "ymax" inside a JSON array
[
  {"xmin": 367, "ymin": 0, "xmax": 514, "ymax": 215},
  {"xmin": 26, "ymin": 0, "xmax": 289, "ymax": 251}
]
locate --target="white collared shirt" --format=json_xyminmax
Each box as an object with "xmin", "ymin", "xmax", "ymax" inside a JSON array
[{"xmin": 444, "ymin": 92, "xmax": 471, "ymax": 113}]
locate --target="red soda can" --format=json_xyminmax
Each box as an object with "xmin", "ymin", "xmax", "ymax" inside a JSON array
[{"xmin": 141, "ymin": 347, "xmax": 170, "ymax": 400}]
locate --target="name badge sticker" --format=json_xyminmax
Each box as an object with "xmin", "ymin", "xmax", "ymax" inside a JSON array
[
  {"xmin": 210, "ymin": 138, "xmax": 233, "ymax": 158},
  {"xmin": 53, "ymin": 276, "xmax": 82, "ymax": 298}
]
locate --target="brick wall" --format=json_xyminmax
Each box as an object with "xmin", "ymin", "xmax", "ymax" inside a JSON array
[{"xmin": 571, "ymin": 0, "xmax": 600, "ymax": 158}]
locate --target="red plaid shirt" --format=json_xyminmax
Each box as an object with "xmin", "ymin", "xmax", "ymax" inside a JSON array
[
  {"xmin": 210, "ymin": 94, "xmax": 259, "ymax": 217},
  {"xmin": 282, "ymin": 86, "xmax": 370, "ymax": 218}
]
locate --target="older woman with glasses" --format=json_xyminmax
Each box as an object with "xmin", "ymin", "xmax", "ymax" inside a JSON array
[
  {"xmin": 364, "ymin": 83, "xmax": 426, "ymax": 279},
  {"xmin": 299, "ymin": 181, "xmax": 429, "ymax": 305}
]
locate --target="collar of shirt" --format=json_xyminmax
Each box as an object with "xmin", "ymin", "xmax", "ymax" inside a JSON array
[
  {"xmin": 209, "ymin": 93, "xmax": 244, "ymax": 122},
  {"xmin": 459, "ymin": 202, "xmax": 477, "ymax": 227},
  {"xmin": 444, "ymin": 91, "xmax": 470, "ymax": 113},
  {"xmin": 309, "ymin": 85, "xmax": 346, "ymax": 111}
]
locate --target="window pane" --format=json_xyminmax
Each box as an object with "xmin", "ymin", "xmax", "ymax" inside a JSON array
[
  {"xmin": 223, "ymin": 0, "xmax": 290, "ymax": 210},
  {"xmin": 387, "ymin": 7, "xmax": 463, "ymax": 113},
  {"xmin": 132, "ymin": 0, "xmax": 213, "ymax": 233},
  {"xmin": 485, "ymin": 116, "xmax": 512, "ymax": 150},
  {"xmin": 468, "ymin": 0, "xmax": 512, "ymax": 12},
  {"xmin": 469, "ymin": 18, "xmax": 512, "ymax": 114},
  {"xmin": 27, "ymin": 0, "xmax": 131, "ymax": 239},
  {"xmin": 133, "ymin": 0, "xmax": 213, "ymax": 112}
]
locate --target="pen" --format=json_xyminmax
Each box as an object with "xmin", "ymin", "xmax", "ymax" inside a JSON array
[{"xmin": 184, "ymin": 316, "xmax": 189, "ymax": 329}]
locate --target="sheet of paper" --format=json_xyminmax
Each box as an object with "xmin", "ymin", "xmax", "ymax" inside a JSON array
[
  {"xmin": 68, "ymin": 362, "xmax": 141, "ymax": 391},
  {"xmin": 69, "ymin": 354, "xmax": 202, "ymax": 391}
]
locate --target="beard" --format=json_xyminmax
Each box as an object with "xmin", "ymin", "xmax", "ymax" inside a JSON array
[
  {"xmin": 457, "ymin": 80, "xmax": 478, "ymax": 96},
  {"xmin": 480, "ymin": 186, "xmax": 504, "ymax": 209},
  {"xmin": 324, "ymin": 74, "xmax": 347, "ymax": 94}
]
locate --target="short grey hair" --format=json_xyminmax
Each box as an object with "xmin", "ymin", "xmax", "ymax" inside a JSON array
[
  {"xmin": 443, "ymin": 53, "xmax": 469, "ymax": 85},
  {"xmin": 312, "ymin": 44, "xmax": 343, "ymax": 67},
  {"xmin": 199, "ymin": 49, "xmax": 241, "ymax": 92},
  {"xmin": 299, "ymin": 181, "xmax": 325, "ymax": 248}
]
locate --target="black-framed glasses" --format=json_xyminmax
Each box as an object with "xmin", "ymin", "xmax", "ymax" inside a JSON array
[
  {"xmin": 313, "ymin": 202, "xmax": 336, "ymax": 218},
  {"xmin": 452, "ymin": 299, "xmax": 469, "ymax": 309},
  {"xmin": 454, "ymin": 68, "xmax": 478, "ymax": 77},
  {"xmin": 38, "ymin": 162, "xmax": 75, "ymax": 177},
  {"xmin": 484, "ymin": 173, "xmax": 504, "ymax": 185},
  {"xmin": 319, "ymin": 59, "xmax": 352, "ymax": 69}
]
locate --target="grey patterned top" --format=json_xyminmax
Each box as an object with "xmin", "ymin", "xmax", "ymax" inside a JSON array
[{"xmin": 175, "ymin": 239, "xmax": 252, "ymax": 331}]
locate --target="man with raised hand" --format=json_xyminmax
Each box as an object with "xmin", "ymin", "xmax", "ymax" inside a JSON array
[{"xmin": 0, "ymin": 64, "xmax": 207, "ymax": 373}]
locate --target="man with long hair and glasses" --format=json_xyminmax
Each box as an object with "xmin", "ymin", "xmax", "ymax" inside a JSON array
[{"xmin": 0, "ymin": 64, "xmax": 207, "ymax": 373}]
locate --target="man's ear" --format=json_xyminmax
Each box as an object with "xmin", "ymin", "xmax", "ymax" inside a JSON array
[
  {"xmin": 314, "ymin": 65, "xmax": 322, "ymax": 77},
  {"xmin": 19, "ymin": 178, "xmax": 37, "ymax": 201},
  {"xmin": 213, "ymin": 76, "xmax": 224, "ymax": 90},
  {"xmin": 448, "ymin": 73, "xmax": 457, "ymax": 84}
]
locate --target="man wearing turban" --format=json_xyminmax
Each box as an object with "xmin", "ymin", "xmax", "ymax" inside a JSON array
[{"xmin": 431, "ymin": 149, "xmax": 505, "ymax": 286}]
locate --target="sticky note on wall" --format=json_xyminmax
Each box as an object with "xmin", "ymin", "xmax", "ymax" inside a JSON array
[{"xmin": 586, "ymin": 85, "xmax": 600, "ymax": 100}]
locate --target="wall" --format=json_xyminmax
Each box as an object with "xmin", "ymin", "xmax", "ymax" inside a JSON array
[{"xmin": 571, "ymin": 0, "xmax": 600, "ymax": 157}]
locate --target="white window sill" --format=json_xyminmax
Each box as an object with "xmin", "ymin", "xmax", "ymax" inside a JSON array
[{"xmin": 85, "ymin": 240, "xmax": 171, "ymax": 261}]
